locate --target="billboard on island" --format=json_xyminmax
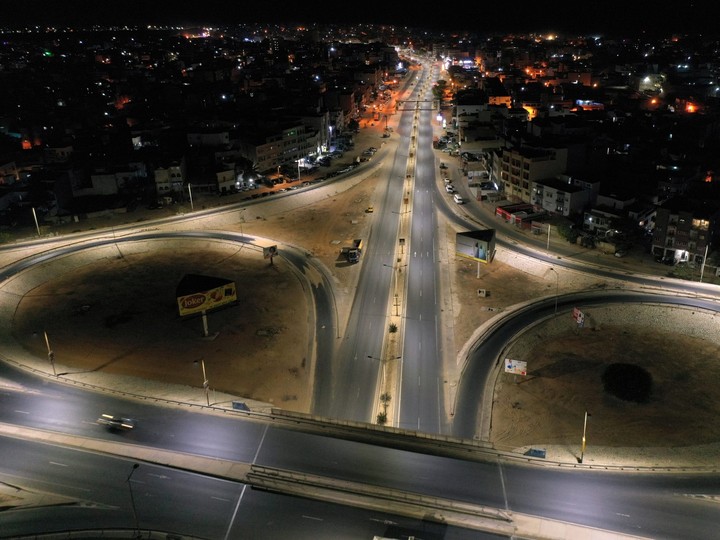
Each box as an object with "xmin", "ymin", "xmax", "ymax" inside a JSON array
[
  {"xmin": 455, "ymin": 229, "xmax": 496, "ymax": 263},
  {"xmin": 176, "ymin": 274, "xmax": 237, "ymax": 316}
]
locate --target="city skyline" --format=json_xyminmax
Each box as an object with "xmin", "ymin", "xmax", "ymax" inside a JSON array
[{"xmin": 2, "ymin": 0, "xmax": 715, "ymax": 36}]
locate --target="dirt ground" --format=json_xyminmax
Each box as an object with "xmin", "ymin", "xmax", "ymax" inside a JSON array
[{"xmin": 7, "ymin": 132, "xmax": 720, "ymax": 454}]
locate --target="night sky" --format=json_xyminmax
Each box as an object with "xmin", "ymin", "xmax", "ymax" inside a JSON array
[{"xmin": 2, "ymin": 0, "xmax": 715, "ymax": 36}]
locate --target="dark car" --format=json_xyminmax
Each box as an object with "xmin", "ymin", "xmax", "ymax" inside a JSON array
[{"xmin": 98, "ymin": 413, "xmax": 135, "ymax": 431}]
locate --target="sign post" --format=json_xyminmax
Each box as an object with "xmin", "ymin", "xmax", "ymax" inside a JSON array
[
  {"xmin": 572, "ymin": 307, "xmax": 585, "ymax": 328},
  {"xmin": 264, "ymin": 245, "xmax": 278, "ymax": 266},
  {"xmin": 504, "ymin": 358, "xmax": 527, "ymax": 383}
]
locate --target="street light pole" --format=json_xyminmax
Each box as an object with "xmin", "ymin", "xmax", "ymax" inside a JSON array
[
  {"xmin": 201, "ymin": 359, "xmax": 209, "ymax": 406},
  {"xmin": 239, "ymin": 207, "xmax": 246, "ymax": 238},
  {"xmin": 549, "ymin": 267, "xmax": 559, "ymax": 315},
  {"xmin": 367, "ymin": 355, "xmax": 401, "ymax": 390},
  {"xmin": 43, "ymin": 331, "xmax": 56, "ymax": 377},
  {"xmin": 700, "ymin": 243, "xmax": 709, "ymax": 283},
  {"xmin": 546, "ymin": 223, "xmax": 551, "ymax": 254},
  {"xmin": 187, "ymin": 183, "xmax": 194, "ymax": 211},
  {"xmin": 126, "ymin": 463, "xmax": 140, "ymax": 538},
  {"xmin": 580, "ymin": 410, "xmax": 589, "ymax": 463},
  {"xmin": 31, "ymin": 207, "xmax": 41, "ymax": 236}
]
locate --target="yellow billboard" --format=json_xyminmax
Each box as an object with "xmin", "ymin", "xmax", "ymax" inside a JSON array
[{"xmin": 177, "ymin": 281, "xmax": 237, "ymax": 316}]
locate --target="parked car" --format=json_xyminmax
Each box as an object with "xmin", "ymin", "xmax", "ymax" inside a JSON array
[{"xmin": 445, "ymin": 184, "xmax": 456, "ymax": 193}]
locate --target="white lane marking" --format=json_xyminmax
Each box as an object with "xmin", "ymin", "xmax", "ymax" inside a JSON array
[{"xmin": 49, "ymin": 461, "xmax": 68, "ymax": 467}]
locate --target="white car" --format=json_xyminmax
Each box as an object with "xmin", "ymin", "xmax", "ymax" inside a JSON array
[
  {"xmin": 453, "ymin": 193, "xmax": 464, "ymax": 204},
  {"xmin": 445, "ymin": 184, "xmax": 455, "ymax": 193}
]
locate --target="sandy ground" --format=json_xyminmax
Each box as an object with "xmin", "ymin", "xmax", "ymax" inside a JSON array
[{"xmin": 5, "ymin": 124, "xmax": 720, "ymax": 461}]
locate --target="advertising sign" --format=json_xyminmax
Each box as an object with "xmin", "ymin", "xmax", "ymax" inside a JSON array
[
  {"xmin": 455, "ymin": 230, "xmax": 496, "ymax": 263},
  {"xmin": 263, "ymin": 245, "xmax": 278, "ymax": 259},
  {"xmin": 177, "ymin": 280, "xmax": 237, "ymax": 316},
  {"xmin": 504, "ymin": 358, "xmax": 527, "ymax": 376}
]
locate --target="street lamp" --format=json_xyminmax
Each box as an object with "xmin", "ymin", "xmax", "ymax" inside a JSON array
[
  {"xmin": 367, "ymin": 355, "xmax": 401, "ymax": 388},
  {"xmin": 31, "ymin": 207, "xmax": 41, "ymax": 236},
  {"xmin": 549, "ymin": 267, "xmax": 559, "ymax": 315},
  {"xmin": 195, "ymin": 358, "xmax": 210, "ymax": 406},
  {"xmin": 126, "ymin": 463, "xmax": 141, "ymax": 538},
  {"xmin": 579, "ymin": 410, "xmax": 590, "ymax": 463},
  {"xmin": 43, "ymin": 331, "xmax": 56, "ymax": 377},
  {"xmin": 187, "ymin": 183, "xmax": 194, "ymax": 211},
  {"xmin": 239, "ymin": 207, "xmax": 246, "ymax": 238}
]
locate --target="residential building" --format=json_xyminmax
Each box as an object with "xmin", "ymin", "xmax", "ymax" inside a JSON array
[
  {"xmin": 498, "ymin": 145, "xmax": 567, "ymax": 203},
  {"xmin": 532, "ymin": 176, "xmax": 593, "ymax": 217},
  {"xmin": 652, "ymin": 196, "xmax": 717, "ymax": 264}
]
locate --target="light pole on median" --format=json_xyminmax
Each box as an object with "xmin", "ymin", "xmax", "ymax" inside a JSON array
[
  {"xmin": 384, "ymin": 263, "xmax": 407, "ymax": 316},
  {"xmin": 367, "ymin": 355, "xmax": 402, "ymax": 391}
]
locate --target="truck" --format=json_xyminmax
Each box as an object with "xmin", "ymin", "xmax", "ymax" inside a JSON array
[{"xmin": 342, "ymin": 239, "xmax": 363, "ymax": 263}]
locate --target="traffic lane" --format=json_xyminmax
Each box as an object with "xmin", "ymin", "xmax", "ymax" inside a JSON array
[
  {"xmin": 0, "ymin": 436, "xmax": 241, "ymax": 539},
  {"xmin": 0, "ymin": 382, "xmax": 271, "ymax": 462},
  {"xmin": 254, "ymin": 426, "xmax": 508, "ymax": 510},
  {"xmin": 502, "ymin": 465, "xmax": 720, "ymax": 540}
]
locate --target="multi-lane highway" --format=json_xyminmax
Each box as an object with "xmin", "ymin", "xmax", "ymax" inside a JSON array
[{"xmin": 1, "ymin": 58, "xmax": 720, "ymax": 539}]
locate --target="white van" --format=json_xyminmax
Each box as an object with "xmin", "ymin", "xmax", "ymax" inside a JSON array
[{"xmin": 453, "ymin": 193, "xmax": 464, "ymax": 204}]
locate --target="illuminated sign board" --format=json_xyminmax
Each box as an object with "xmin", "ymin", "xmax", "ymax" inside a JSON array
[{"xmin": 176, "ymin": 274, "xmax": 237, "ymax": 316}]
